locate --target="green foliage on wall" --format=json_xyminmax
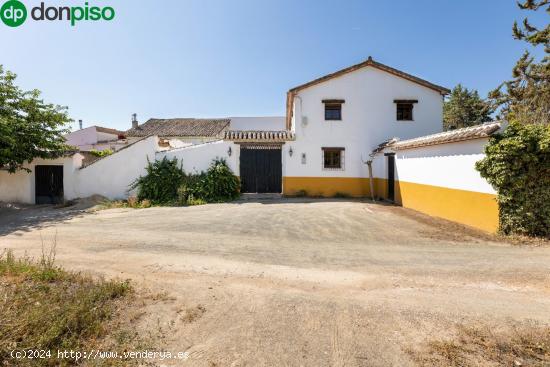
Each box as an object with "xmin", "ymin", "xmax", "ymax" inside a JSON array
[
  {"xmin": 89, "ymin": 149, "xmax": 113, "ymax": 158},
  {"xmin": 476, "ymin": 122, "xmax": 550, "ymax": 237},
  {"xmin": 130, "ymin": 157, "xmax": 185, "ymax": 204},
  {"xmin": 178, "ymin": 158, "xmax": 240, "ymax": 205}
]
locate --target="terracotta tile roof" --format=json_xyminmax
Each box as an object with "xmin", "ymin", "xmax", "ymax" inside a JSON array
[
  {"xmin": 126, "ymin": 118, "xmax": 230, "ymax": 137},
  {"xmin": 94, "ymin": 126, "xmax": 125, "ymax": 136},
  {"xmin": 286, "ymin": 56, "xmax": 450, "ymax": 129},
  {"xmin": 223, "ymin": 130, "xmax": 295, "ymax": 142},
  {"xmin": 391, "ymin": 122, "xmax": 502, "ymax": 150}
]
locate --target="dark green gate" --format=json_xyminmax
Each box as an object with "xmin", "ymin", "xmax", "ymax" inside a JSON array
[{"xmin": 239, "ymin": 145, "xmax": 282, "ymax": 193}]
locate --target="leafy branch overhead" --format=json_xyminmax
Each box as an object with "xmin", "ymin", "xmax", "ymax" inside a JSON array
[
  {"xmin": 490, "ymin": 0, "xmax": 549, "ymax": 125},
  {"xmin": 0, "ymin": 66, "xmax": 71, "ymax": 173}
]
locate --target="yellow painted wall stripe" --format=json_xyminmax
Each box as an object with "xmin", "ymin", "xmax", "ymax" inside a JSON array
[
  {"xmin": 282, "ymin": 176, "xmax": 499, "ymax": 233},
  {"xmin": 391, "ymin": 180, "xmax": 499, "ymax": 233},
  {"xmin": 283, "ymin": 177, "xmax": 372, "ymax": 197}
]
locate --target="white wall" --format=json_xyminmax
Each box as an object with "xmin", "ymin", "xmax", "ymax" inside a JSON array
[
  {"xmin": 229, "ymin": 117, "xmax": 285, "ymax": 131},
  {"xmin": 0, "ymin": 155, "xmax": 83, "ymax": 204},
  {"xmin": 65, "ymin": 127, "xmax": 121, "ymax": 152},
  {"xmin": 69, "ymin": 136, "xmax": 159, "ymax": 200},
  {"xmin": 65, "ymin": 127, "xmax": 99, "ymax": 147},
  {"xmin": 286, "ymin": 66, "xmax": 444, "ymax": 178},
  {"xmin": 375, "ymin": 138, "xmax": 495, "ymax": 194},
  {"xmin": 158, "ymin": 140, "xmax": 239, "ymax": 175}
]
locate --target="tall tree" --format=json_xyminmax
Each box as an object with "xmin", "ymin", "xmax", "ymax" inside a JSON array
[
  {"xmin": 489, "ymin": 0, "xmax": 549, "ymax": 124},
  {"xmin": 443, "ymin": 84, "xmax": 493, "ymax": 130},
  {"xmin": 0, "ymin": 66, "xmax": 71, "ymax": 173}
]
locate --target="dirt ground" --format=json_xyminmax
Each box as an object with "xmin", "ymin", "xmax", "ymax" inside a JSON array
[{"xmin": 1, "ymin": 199, "xmax": 549, "ymax": 366}]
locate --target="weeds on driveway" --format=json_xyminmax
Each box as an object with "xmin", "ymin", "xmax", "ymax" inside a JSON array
[
  {"xmin": 410, "ymin": 322, "xmax": 550, "ymax": 366},
  {"xmin": 0, "ymin": 242, "xmax": 143, "ymax": 366}
]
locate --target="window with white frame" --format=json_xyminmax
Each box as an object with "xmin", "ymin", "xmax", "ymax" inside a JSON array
[{"xmin": 322, "ymin": 147, "xmax": 345, "ymax": 170}]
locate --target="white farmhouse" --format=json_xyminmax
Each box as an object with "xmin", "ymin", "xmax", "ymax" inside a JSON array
[
  {"xmin": 281, "ymin": 56, "xmax": 449, "ymax": 196},
  {"xmin": 0, "ymin": 57, "xmax": 502, "ymax": 232}
]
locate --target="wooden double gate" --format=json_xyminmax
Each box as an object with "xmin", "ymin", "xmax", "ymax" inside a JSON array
[{"xmin": 239, "ymin": 145, "xmax": 282, "ymax": 193}]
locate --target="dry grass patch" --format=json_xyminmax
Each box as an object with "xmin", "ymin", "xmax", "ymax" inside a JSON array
[
  {"xmin": 0, "ymin": 249, "xmax": 140, "ymax": 366},
  {"xmin": 179, "ymin": 305, "xmax": 206, "ymax": 324},
  {"xmin": 410, "ymin": 322, "xmax": 550, "ymax": 366}
]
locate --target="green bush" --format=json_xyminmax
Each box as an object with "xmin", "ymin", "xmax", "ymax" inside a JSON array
[
  {"xmin": 89, "ymin": 148, "xmax": 114, "ymax": 157},
  {"xmin": 476, "ymin": 122, "xmax": 550, "ymax": 237},
  {"xmin": 178, "ymin": 158, "xmax": 240, "ymax": 205},
  {"xmin": 130, "ymin": 157, "xmax": 184, "ymax": 204}
]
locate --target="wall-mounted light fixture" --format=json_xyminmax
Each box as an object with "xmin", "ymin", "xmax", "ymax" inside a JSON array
[
  {"xmin": 227, "ymin": 147, "xmax": 232, "ymax": 156},
  {"xmin": 289, "ymin": 147, "xmax": 293, "ymax": 157}
]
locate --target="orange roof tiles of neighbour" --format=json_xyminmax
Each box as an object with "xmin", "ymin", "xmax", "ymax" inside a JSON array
[
  {"xmin": 391, "ymin": 122, "xmax": 502, "ymax": 150},
  {"xmin": 126, "ymin": 118, "xmax": 230, "ymax": 137},
  {"xmin": 94, "ymin": 126, "xmax": 126, "ymax": 136},
  {"xmin": 223, "ymin": 130, "xmax": 295, "ymax": 142}
]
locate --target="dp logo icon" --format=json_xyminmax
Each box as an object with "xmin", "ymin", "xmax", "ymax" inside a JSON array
[{"xmin": 1, "ymin": 0, "xmax": 27, "ymax": 27}]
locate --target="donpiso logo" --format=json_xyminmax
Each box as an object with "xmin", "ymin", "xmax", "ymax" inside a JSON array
[
  {"xmin": 1, "ymin": 0, "xmax": 27, "ymax": 27},
  {"xmin": 1, "ymin": 1, "xmax": 115, "ymax": 27}
]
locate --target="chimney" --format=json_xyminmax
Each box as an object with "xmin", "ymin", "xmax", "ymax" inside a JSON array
[
  {"xmin": 78, "ymin": 119, "xmax": 83, "ymax": 130},
  {"xmin": 131, "ymin": 113, "xmax": 138, "ymax": 129}
]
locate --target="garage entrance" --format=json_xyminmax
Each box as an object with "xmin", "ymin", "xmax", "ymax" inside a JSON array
[
  {"xmin": 35, "ymin": 165, "xmax": 64, "ymax": 204},
  {"xmin": 239, "ymin": 145, "xmax": 282, "ymax": 193}
]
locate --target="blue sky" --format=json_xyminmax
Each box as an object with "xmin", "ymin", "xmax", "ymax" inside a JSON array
[{"xmin": 0, "ymin": 0, "xmax": 546, "ymax": 131}]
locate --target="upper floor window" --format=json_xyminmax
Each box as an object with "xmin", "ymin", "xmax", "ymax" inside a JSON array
[
  {"xmin": 394, "ymin": 99, "xmax": 417, "ymax": 121},
  {"xmin": 322, "ymin": 147, "xmax": 345, "ymax": 170},
  {"xmin": 323, "ymin": 99, "xmax": 345, "ymax": 120}
]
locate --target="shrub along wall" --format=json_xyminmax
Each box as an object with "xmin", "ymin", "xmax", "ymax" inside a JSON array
[
  {"xmin": 131, "ymin": 157, "xmax": 239, "ymax": 205},
  {"xmin": 476, "ymin": 122, "xmax": 550, "ymax": 238},
  {"xmin": 130, "ymin": 157, "xmax": 185, "ymax": 204},
  {"xmin": 178, "ymin": 158, "xmax": 240, "ymax": 205}
]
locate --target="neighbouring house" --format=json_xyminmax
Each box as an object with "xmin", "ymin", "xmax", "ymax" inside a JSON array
[
  {"xmin": 125, "ymin": 117, "xmax": 231, "ymax": 149},
  {"xmin": 0, "ymin": 57, "xmax": 503, "ymax": 232},
  {"xmin": 125, "ymin": 116, "xmax": 287, "ymax": 150},
  {"xmin": 65, "ymin": 124, "xmax": 127, "ymax": 152}
]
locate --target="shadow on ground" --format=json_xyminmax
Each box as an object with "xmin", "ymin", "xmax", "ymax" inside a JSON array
[{"xmin": 0, "ymin": 203, "xmax": 88, "ymax": 236}]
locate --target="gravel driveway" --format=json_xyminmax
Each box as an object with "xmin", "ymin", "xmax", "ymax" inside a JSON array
[{"xmin": 1, "ymin": 199, "xmax": 549, "ymax": 366}]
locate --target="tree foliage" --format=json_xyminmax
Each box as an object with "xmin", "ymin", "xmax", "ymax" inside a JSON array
[
  {"xmin": 0, "ymin": 65, "xmax": 71, "ymax": 173},
  {"xmin": 443, "ymin": 84, "xmax": 493, "ymax": 130},
  {"xmin": 489, "ymin": 0, "xmax": 549, "ymax": 125},
  {"xmin": 476, "ymin": 122, "xmax": 550, "ymax": 237},
  {"xmin": 475, "ymin": 1, "xmax": 550, "ymax": 237}
]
